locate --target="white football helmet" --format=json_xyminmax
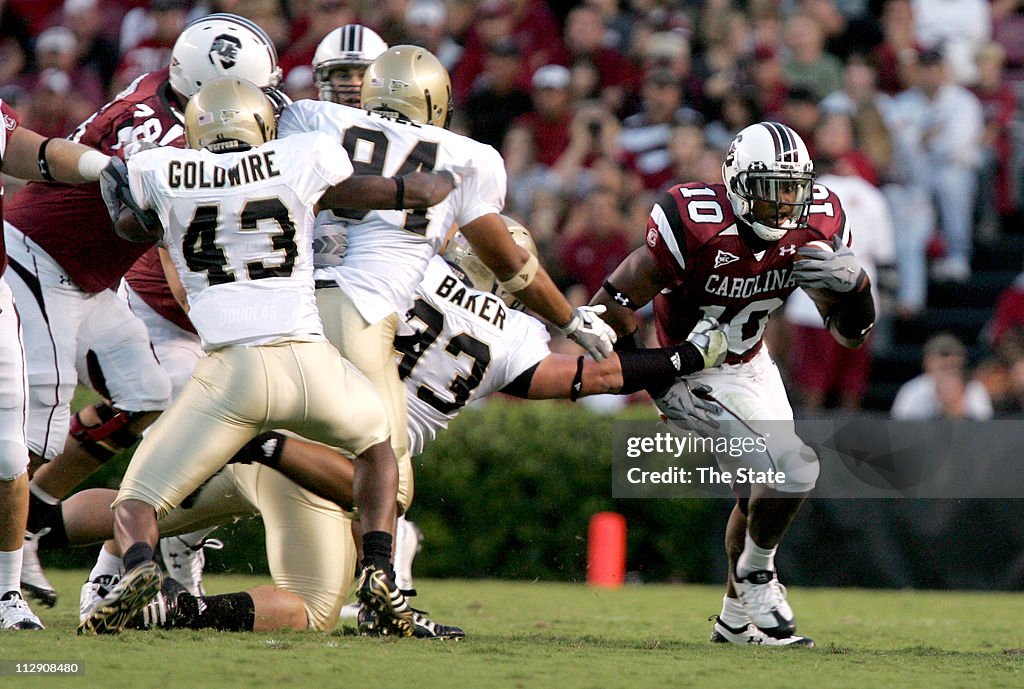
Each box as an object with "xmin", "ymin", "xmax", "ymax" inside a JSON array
[
  {"xmin": 444, "ymin": 215, "xmax": 538, "ymax": 309},
  {"xmin": 170, "ymin": 13, "xmax": 282, "ymax": 99},
  {"xmin": 721, "ymin": 122, "xmax": 815, "ymax": 242},
  {"xmin": 313, "ymin": 24, "xmax": 389, "ymax": 105}
]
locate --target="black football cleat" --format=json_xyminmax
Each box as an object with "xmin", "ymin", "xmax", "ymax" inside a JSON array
[{"xmin": 355, "ymin": 565, "xmax": 414, "ymax": 638}]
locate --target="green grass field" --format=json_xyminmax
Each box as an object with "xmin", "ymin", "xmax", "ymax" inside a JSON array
[{"xmin": 2, "ymin": 571, "xmax": 1022, "ymax": 689}]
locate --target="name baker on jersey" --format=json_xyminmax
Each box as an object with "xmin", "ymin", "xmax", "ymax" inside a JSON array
[
  {"xmin": 167, "ymin": 151, "xmax": 281, "ymax": 189},
  {"xmin": 436, "ymin": 275, "xmax": 507, "ymax": 329},
  {"xmin": 705, "ymin": 268, "xmax": 796, "ymax": 299}
]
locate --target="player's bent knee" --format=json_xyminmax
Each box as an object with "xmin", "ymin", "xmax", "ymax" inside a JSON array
[
  {"xmin": 772, "ymin": 443, "xmax": 819, "ymax": 493},
  {"xmin": 0, "ymin": 440, "xmax": 29, "ymax": 481},
  {"xmin": 303, "ymin": 599, "xmax": 339, "ymax": 632}
]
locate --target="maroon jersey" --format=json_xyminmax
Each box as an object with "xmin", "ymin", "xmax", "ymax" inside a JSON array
[
  {"xmin": 646, "ymin": 182, "xmax": 848, "ymax": 364},
  {"xmin": 124, "ymin": 248, "xmax": 196, "ymax": 334},
  {"xmin": 0, "ymin": 100, "xmax": 21, "ymax": 276},
  {"xmin": 5, "ymin": 69, "xmax": 185, "ymax": 293}
]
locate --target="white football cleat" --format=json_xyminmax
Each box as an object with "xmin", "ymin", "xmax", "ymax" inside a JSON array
[
  {"xmin": 160, "ymin": 534, "xmax": 223, "ymax": 597},
  {"xmin": 709, "ymin": 615, "xmax": 812, "ymax": 646},
  {"xmin": 733, "ymin": 570, "xmax": 796, "ymax": 638},
  {"xmin": 0, "ymin": 591, "xmax": 44, "ymax": 630},
  {"xmin": 80, "ymin": 574, "xmax": 119, "ymax": 623},
  {"xmin": 21, "ymin": 529, "xmax": 57, "ymax": 607}
]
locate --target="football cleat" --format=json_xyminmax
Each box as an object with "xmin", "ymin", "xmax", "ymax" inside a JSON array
[
  {"xmin": 126, "ymin": 577, "xmax": 192, "ymax": 630},
  {"xmin": 79, "ymin": 574, "xmax": 119, "ymax": 623},
  {"xmin": 733, "ymin": 570, "xmax": 796, "ymax": 638},
  {"xmin": 355, "ymin": 565, "xmax": 414, "ymax": 637},
  {"xmin": 21, "ymin": 529, "xmax": 57, "ymax": 607},
  {"xmin": 0, "ymin": 591, "xmax": 44, "ymax": 630},
  {"xmin": 77, "ymin": 561, "xmax": 163, "ymax": 635},
  {"xmin": 357, "ymin": 603, "xmax": 465, "ymax": 640},
  {"xmin": 709, "ymin": 615, "xmax": 813, "ymax": 647},
  {"xmin": 160, "ymin": 534, "xmax": 223, "ymax": 597}
]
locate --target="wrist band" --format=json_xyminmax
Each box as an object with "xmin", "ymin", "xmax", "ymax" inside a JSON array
[
  {"xmin": 569, "ymin": 355, "xmax": 585, "ymax": 401},
  {"xmin": 394, "ymin": 176, "xmax": 405, "ymax": 210},
  {"xmin": 498, "ymin": 253, "xmax": 539, "ymax": 293},
  {"xmin": 603, "ymin": 279, "xmax": 639, "ymax": 311},
  {"xmin": 38, "ymin": 138, "xmax": 55, "ymax": 181}
]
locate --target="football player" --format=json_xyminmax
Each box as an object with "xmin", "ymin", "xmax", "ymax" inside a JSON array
[
  {"xmin": 279, "ymin": 45, "xmax": 616, "ymax": 528},
  {"xmin": 590, "ymin": 122, "xmax": 875, "ymax": 646},
  {"xmin": 9, "ymin": 13, "xmax": 285, "ymax": 607},
  {"xmin": 313, "ymin": 24, "xmax": 389, "ymax": 107},
  {"xmin": 0, "ymin": 97, "xmax": 112, "ymax": 630},
  {"xmin": 77, "ymin": 76, "xmax": 457, "ymax": 636}
]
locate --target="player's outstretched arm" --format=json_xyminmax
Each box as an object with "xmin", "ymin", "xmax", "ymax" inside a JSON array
[
  {"xmin": 590, "ymin": 246, "xmax": 669, "ymax": 340},
  {"xmin": 3, "ymin": 127, "xmax": 110, "ymax": 182},
  {"xmin": 460, "ymin": 213, "xmax": 617, "ymax": 360},
  {"xmin": 320, "ymin": 170, "xmax": 456, "ymax": 210}
]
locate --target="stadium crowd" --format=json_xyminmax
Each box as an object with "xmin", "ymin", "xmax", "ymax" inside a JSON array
[{"xmin": 2, "ymin": 0, "xmax": 1024, "ymax": 414}]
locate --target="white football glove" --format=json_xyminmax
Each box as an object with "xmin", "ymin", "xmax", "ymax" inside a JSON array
[
  {"xmin": 312, "ymin": 214, "xmax": 349, "ymax": 269},
  {"xmin": 654, "ymin": 383, "xmax": 721, "ymax": 433},
  {"xmin": 559, "ymin": 304, "xmax": 617, "ymax": 361},
  {"xmin": 793, "ymin": 234, "xmax": 865, "ymax": 293},
  {"xmin": 686, "ymin": 316, "xmax": 729, "ymax": 368}
]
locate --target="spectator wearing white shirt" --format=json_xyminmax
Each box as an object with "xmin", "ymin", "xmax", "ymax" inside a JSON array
[
  {"xmin": 912, "ymin": 0, "xmax": 991, "ymax": 85},
  {"xmin": 891, "ymin": 333, "xmax": 993, "ymax": 419}
]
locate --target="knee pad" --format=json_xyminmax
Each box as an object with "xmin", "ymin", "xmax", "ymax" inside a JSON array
[
  {"xmin": 70, "ymin": 403, "xmax": 145, "ymax": 462},
  {"xmin": 0, "ymin": 440, "xmax": 29, "ymax": 481},
  {"xmin": 772, "ymin": 442, "xmax": 820, "ymax": 493}
]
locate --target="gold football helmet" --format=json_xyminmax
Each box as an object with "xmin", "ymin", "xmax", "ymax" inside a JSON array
[
  {"xmin": 444, "ymin": 215, "xmax": 538, "ymax": 309},
  {"xmin": 361, "ymin": 45, "xmax": 452, "ymax": 128},
  {"xmin": 184, "ymin": 76, "xmax": 276, "ymax": 152}
]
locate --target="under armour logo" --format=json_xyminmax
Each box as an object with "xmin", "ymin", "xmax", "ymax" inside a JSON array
[
  {"xmin": 613, "ymin": 292, "xmax": 629, "ymax": 307},
  {"xmin": 778, "ymin": 244, "xmax": 796, "ymax": 256},
  {"xmin": 59, "ymin": 275, "xmax": 72, "ymax": 285},
  {"xmin": 714, "ymin": 250, "xmax": 739, "ymax": 269},
  {"xmin": 208, "ymin": 34, "xmax": 242, "ymax": 70}
]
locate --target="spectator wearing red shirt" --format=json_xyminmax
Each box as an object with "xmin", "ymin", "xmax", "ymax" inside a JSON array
[
  {"xmin": 559, "ymin": 187, "xmax": 633, "ymax": 298},
  {"xmin": 115, "ymin": 0, "xmax": 187, "ymax": 91},
  {"xmin": 462, "ymin": 38, "xmax": 533, "ymax": 150},
  {"xmin": 30, "ymin": 26, "xmax": 105, "ymax": 110},
  {"xmin": 505, "ymin": 65, "xmax": 574, "ymax": 174},
  {"xmin": 279, "ymin": 0, "xmax": 359, "ymax": 77},
  {"xmin": 871, "ymin": 0, "xmax": 920, "ymax": 95},
  {"xmin": 553, "ymin": 5, "xmax": 633, "ymax": 112},
  {"xmin": 814, "ymin": 110, "xmax": 881, "ymax": 186},
  {"xmin": 970, "ymin": 41, "xmax": 1018, "ymax": 231}
]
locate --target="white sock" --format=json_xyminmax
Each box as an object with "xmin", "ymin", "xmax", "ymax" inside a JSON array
[
  {"xmin": 735, "ymin": 532, "xmax": 777, "ymax": 578},
  {"xmin": 718, "ymin": 595, "xmax": 748, "ymax": 628},
  {"xmin": 88, "ymin": 544, "xmax": 123, "ymax": 581},
  {"xmin": 0, "ymin": 548, "xmax": 23, "ymax": 595},
  {"xmin": 393, "ymin": 516, "xmax": 418, "ymax": 592}
]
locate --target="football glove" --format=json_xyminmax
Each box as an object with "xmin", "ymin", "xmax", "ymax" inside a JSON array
[
  {"xmin": 99, "ymin": 158, "xmax": 162, "ymax": 242},
  {"xmin": 686, "ymin": 316, "xmax": 729, "ymax": 368},
  {"xmin": 792, "ymin": 234, "xmax": 865, "ymax": 293},
  {"xmin": 559, "ymin": 304, "xmax": 617, "ymax": 361},
  {"xmin": 312, "ymin": 214, "xmax": 349, "ymax": 268},
  {"xmin": 654, "ymin": 383, "xmax": 721, "ymax": 433}
]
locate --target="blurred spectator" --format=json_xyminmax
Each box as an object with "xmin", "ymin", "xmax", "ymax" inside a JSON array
[
  {"xmin": 618, "ymin": 69, "xmax": 703, "ymax": 192},
  {"xmin": 871, "ymin": 0, "xmax": 919, "ymax": 94},
  {"xmin": 20, "ymin": 68, "xmax": 89, "ymax": 138},
  {"xmin": 558, "ymin": 186, "xmax": 632, "ymax": 297},
  {"xmin": 782, "ymin": 12, "xmax": 844, "ymax": 99},
  {"xmin": 813, "ymin": 110, "xmax": 880, "ymax": 185},
  {"xmin": 891, "ymin": 333, "xmax": 993, "ymax": 419},
  {"xmin": 694, "ymin": 10, "xmax": 751, "ymax": 117},
  {"xmin": 116, "ymin": 0, "xmax": 188, "ymax": 91},
  {"xmin": 550, "ymin": 100, "xmax": 622, "ymax": 197},
  {"xmin": 0, "ymin": 0, "xmax": 33, "ymax": 85},
  {"xmin": 779, "ymin": 85, "xmax": 821, "ymax": 149},
  {"xmin": 584, "ymin": 0, "xmax": 636, "ymax": 55},
  {"xmin": 665, "ymin": 119, "xmax": 707, "ymax": 185},
  {"xmin": 234, "ymin": 0, "xmax": 290, "ymax": 50},
  {"xmin": 914, "ymin": 46, "xmax": 984, "ymax": 283},
  {"xmin": 821, "ymin": 55, "xmax": 894, "ymax": 177},
  {"xmin": 801, "ymin": 0, "xmax": 883, "ymax": 61},
  {"xmin": 279, "ymin": 0, "xmax": 359, "ymax": 76},
  {"xmin": 63, "ymin": 0, "xmax": 120, "ymax": 91},
  {"xmin": 969, "ymin": 41, "xmax": 1018, "ymax": 239},
  {"xmin": 404, "ymin": 0, "xmax": 463, "ymax": 71},
  {"xmin": 8, "ymin": 0, "xmax": 64, "ymax": 35},
  {"xmin": 631, "ymin": 31, "xmax": 704, "ymax": 117},
  {"xmin": 33, "ymin": 25, "xmax": 105, "ymax": 108},
  {"xmin": 912, "ymin": 0, "xmax": 991, "ymax": 85},
  {"xmin": 987, "ymin": 268, "xmax": 1024, "ymax": 349},
  {"xmin": 704, "ymin": 87, "xmax": 762, "ymax": 152},
  {"xmin": 504, "ymin": 65, "xmax": 574, "ymax": 174},
  {"xmin": 462, "ymin": 38, "xmax": 532, "ymax": 150},
  {"xmin": 748, "ymin": 44, "xmax": 790, "ymax": 118},
  {"xmin": 555, "ymin": 5, "xmax": 633, "ymax": 113},
  {"xmin": 785, "ymin": 155, "xmax": 896, "ymax": 409},
  {"xmin": 283, "ymin": 64, "xmax": 317, "ymax": 101}
]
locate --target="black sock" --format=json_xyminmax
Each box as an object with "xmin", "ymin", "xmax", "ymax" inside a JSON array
[
  {"xmin": 36, "ymin": 503, "xmax": 69, "ymax": 551},
  {"xmin": 361, "ymin": 531, "xmax": 393, "ymax": 573},
  {"xmin": 123, "ymin": 542, "xmax": 155, "ymax": 571},
  {"xmin": 26, "ymin": 490, "xmax": 59, "ymax": 534},
  {"xmin": 228, "ymin": 431, "xmax": 286, "ymax": 468},
  {"xmin": 181, "ymin": 592, "xmax": 256, "ymax": 631}
]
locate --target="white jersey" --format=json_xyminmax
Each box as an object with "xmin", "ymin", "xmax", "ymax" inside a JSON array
[
  {"xmin": 278, "ymin": 100, "xmax": 506, "ymax": 324},
  {"xmin": 399, "ymin": 256, "xmax": 550, "ymax": 456},
  {"xmin": 127, "ymin": 132, "xmax": 353, "ymax": 350}
]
